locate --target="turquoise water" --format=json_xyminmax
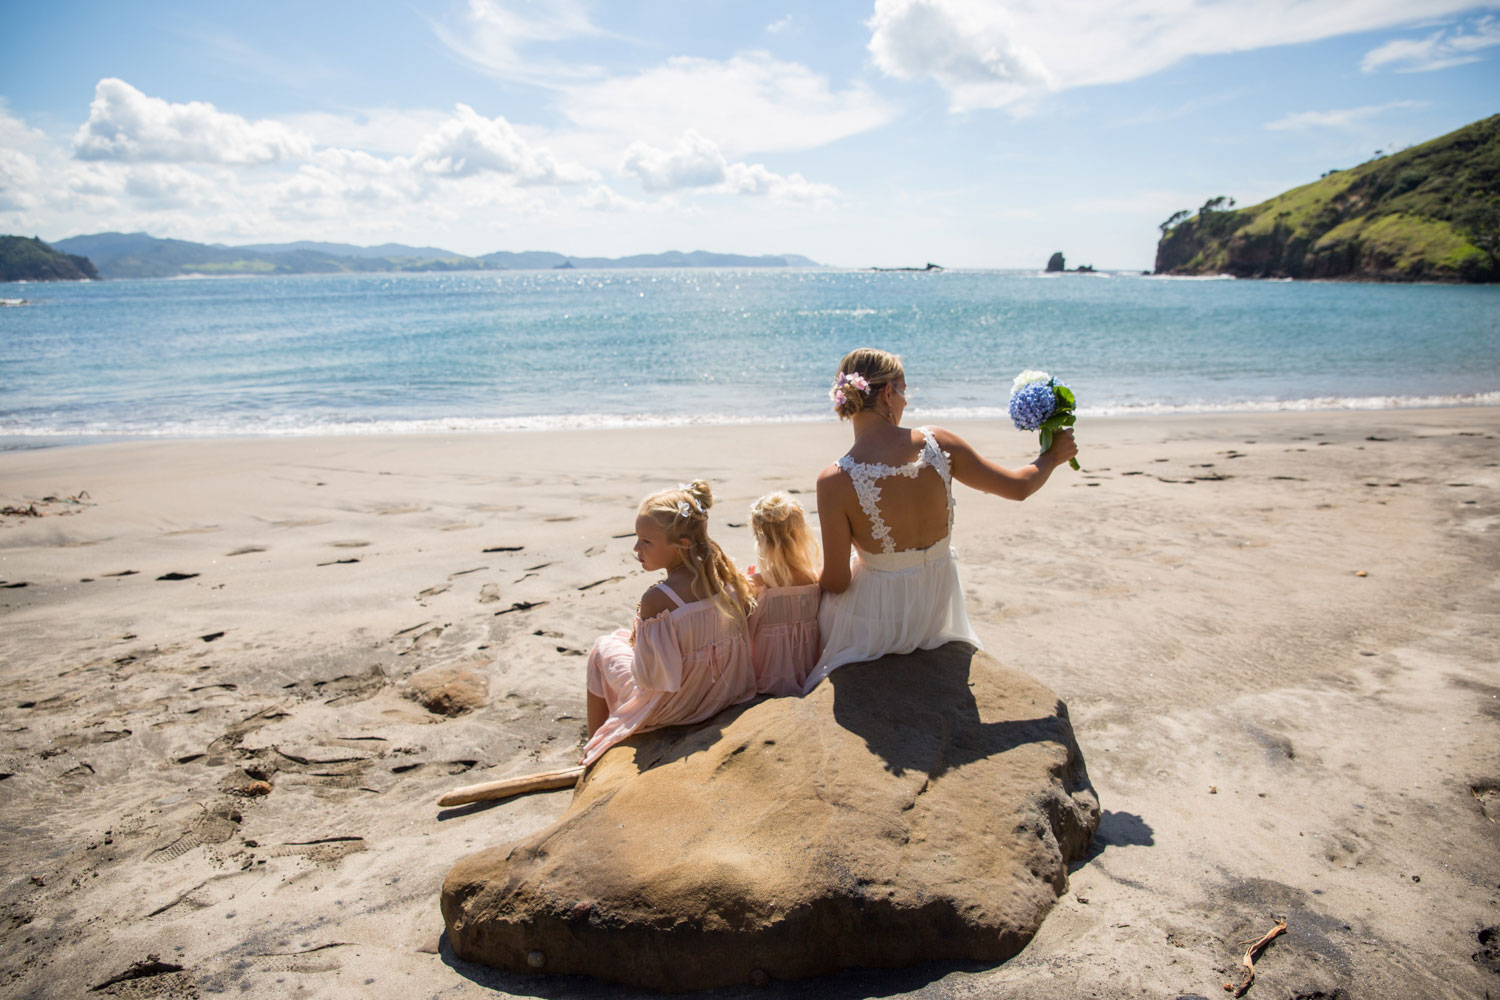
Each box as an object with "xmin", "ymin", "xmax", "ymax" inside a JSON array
[{"xmin": 2, "ymin": 269, "xmax": 1497, "ymax": 443}]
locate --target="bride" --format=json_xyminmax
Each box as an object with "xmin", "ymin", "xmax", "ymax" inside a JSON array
[{"xmin": 804, "ymin": 347, "xmax": 1078, "ymax": 693}]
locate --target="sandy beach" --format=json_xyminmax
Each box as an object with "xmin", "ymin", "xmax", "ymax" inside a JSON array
[{"xmin": 1, "ymin": 407, "xmax": 1497, "ymax": 999}]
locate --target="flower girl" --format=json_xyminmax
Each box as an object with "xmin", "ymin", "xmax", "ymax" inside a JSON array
[
  {"xmin": 746, "ymin": 492, "xmax": 822, "ymax": 697},
  {"xmin": 581, "ymin": 480, "xmax": 759, "ymax": 765}
]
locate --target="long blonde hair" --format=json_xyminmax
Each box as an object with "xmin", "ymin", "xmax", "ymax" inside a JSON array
[
  {"xmin": 639, "ymin": 480, "xmax": 756, "ymax": 630},
  {"xmin": 750, "ymin": 492, "xmax": 821, "ymax": 588},
  {"xmin": 831, "ymin": 347, "xmax": 904, "ymax": 420}
]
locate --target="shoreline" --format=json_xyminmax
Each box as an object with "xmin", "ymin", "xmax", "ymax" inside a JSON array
[
  {"xmin": 5, "ymin": 394, "xmax": 1500, "ymax": 452},
  {"xmin": 2, "ymin": 407, "xmax": 1497, "ymax": 998}
]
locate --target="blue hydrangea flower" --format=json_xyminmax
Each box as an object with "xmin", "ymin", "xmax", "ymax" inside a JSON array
[{"xmin": 1009, "ymin": 380, "xmax": 1057, "ymax": 431}]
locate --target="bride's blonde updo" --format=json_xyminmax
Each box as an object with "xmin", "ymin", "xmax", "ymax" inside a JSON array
[
  {"xmin": 830, "ymin": 348, "xmax": 904, "ymax": 420},
  {"xmin": 638, "ymin": 480, "xmax": 755, "ymax": 629}
]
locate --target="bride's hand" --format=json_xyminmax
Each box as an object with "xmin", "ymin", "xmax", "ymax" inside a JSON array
[{"xmin": 1045, "ymin": 428, "xmax": 1078, "ymax": 465}]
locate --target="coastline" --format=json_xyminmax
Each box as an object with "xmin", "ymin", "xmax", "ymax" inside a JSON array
[
  {"xmin": 2, "ymin": 408, "xmax": 1497, "ymax": 997},
  {"xmin": 6, "ymin": 392, "xmax": 1500, "ymax": 452}
]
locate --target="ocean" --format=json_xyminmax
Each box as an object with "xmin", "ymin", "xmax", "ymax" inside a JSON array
[{"xmin": 2, "ymin": 268, "xmax": 1498, "ymax": 446}]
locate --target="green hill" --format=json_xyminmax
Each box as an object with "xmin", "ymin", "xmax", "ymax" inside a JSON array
[
  {"xmin": 0, "ymin": 236, "xmax": 99, "ymax": 282},
  {"xmin": 1155, "ymin": 114, "xmax": 1500, "ymax": 282}
]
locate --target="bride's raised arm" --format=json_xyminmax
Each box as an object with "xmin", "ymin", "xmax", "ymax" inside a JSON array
[{"xmin": 931, "ymin": 426, "xmax": 1077, "ymax": 501}]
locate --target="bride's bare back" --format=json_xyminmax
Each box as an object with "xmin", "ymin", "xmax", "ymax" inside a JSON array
[{"xmin": 830, "ymin": 426, "xmax": 952, "ymax": 554}]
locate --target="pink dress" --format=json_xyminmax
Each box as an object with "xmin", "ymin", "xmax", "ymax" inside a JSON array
[
  {"xmin": 582, "ymin": 583, "xmax": 757, "ymax": 765},
  {"xmin": 748, "ymin": 583, "xmax": 821, "ymax": 697}
]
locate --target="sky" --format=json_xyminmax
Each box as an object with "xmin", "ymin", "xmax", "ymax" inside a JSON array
[{"xmin": 2, "ymin": 1, "xmax": 1497, "ymax": 269}]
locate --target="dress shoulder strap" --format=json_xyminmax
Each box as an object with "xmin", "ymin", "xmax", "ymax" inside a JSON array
[
  {"xmin": 917, "ymin": 426, "xmax": 957, "ymax": 537},
  {"xmin": 655, "ymin": 583, "xmax": 687, "ymax": 608},
  {"xmin": 837, "ymin": 453, "xmax": 897, "ymax": 554}
]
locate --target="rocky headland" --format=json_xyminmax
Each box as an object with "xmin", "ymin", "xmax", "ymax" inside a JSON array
[
  {"xmin": 1155, "ymin": 114, "xmax": 1500, "ymax": 282},
  {"xmin": 0, "ymin": 235, "xmax": 99, "ymax": 282}
]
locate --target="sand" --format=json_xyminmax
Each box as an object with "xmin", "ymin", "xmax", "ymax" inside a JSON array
[{"xmin": 1, "ymin": 408, "xmax": 1497, "ymax": 999}]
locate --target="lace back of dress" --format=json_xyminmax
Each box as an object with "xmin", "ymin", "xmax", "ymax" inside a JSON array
[{"xmin": 838, "ymin": 427, "xmax": 953, "ymax": 554}]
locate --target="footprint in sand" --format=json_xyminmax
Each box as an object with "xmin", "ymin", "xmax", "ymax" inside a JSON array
[
  {"xmin": 156, "ymin": 572, "xmax": 199, "ymax": 581},
  {"xmin": 483, "ymin": 544, "xmax": 524, "ymax": 553},
  {"xmin": 544, "ymin": 515, "xmax": 579, "ymax": 522},
  {"xmin": 147, "ymin": 806, "xmax": 241, "ymax": 864},
  {"xmin": 268, "ymin": 837, "xmax": 367, "ymax": 866},
  {"xmin": 477, "ymin": 583, "xmax": 502, "ymax": 604},
  {"xmin": 416, "ymin": 584, "xmax": 451, "ymax": 601},
  {"xmin": 245, "ymin": 943, "xmax": 351, "ymax": 975},
  {"xmin": 377, "ymin": 505, "xmax": 427, "ymax": 516},
  {"xmin": 91, "ymin": 958, "xmax": 196, "ymax": 994},
  {"xmin": 162, "ymin": 526, "xmax": 221, "ymax": 536},
  {"xmin": 226, "ymin": 546, "xmax": 266, "ymax": 556},
  {"xmin": 269, "ymin": 518, "xmax": 330, "ymax": 528},
  {"xmin": 329, "ymin": 540, "xmax": 369, "ymax": 548}
]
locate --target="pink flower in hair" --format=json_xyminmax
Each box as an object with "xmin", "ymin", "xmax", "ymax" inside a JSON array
[{"xmin": 830, "ymin": 371, "xmax": 869, "ymax": 407}]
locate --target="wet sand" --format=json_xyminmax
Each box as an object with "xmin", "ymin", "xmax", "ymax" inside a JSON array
[{"xmin": 1, "ymin": 408, "xmax": 1497, "ymax": 998}]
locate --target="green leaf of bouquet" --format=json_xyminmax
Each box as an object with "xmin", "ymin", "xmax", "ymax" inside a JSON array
[
  {"xmin": 1055, "ymin": 385, "xmax": 1076, "ymax": 408},
  {"xmin": 1069, "ymin": 457, "xmax": 1081, "ymax": 471},
  {"xmin": 1061, "ymin": 413, "xmax": 1076, "ymax": 427},
  {"xmin": 1039, "ymin": 427, "xmax": 1053, "ymax": 451}
]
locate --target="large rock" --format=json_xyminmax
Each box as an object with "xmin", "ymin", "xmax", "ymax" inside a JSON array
[{"xmin": 441, "ymin": 643, "xmax": 1099, "ymax": 991}]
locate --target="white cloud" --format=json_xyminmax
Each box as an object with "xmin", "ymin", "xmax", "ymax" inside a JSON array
[
  {"xmin": 0, "ymin": 149, "xmax": 40, "ymax": 211},
  {"xmin": 72, "ymin": 78, "xmax": 312, "ymax": 164},
  {"xmin": 411, "ymin": 104, "xmax": 595, "ymax": 184},
  {"xmin": 433, "ymin": 0, "xmax": 607, "ymax": 83},
  {"xmin": 1264, "ymin": 99, "xmax": 1429, "ymax": 130},
  {"xmin": 1360, "ymin": 15, "xmax": 1500, "ymax": 72},
  {"xmin": 868, "ymin": 0, "xmax": 1051, "ymax": 111},
  {"xmin": 767, "ymin": 15, "xmax": 795, "ymax": 34},
  {"xmin": 622, "ymin": 130, "xmax": 728, "ymax": 191},
  {"xmin": 561, "ymin": 52, "xmax": 893, "ymax": 157},
  {"xmin": 0, "ymin": 107, "xmax": 49, "ymax": 211},
  {"xmin": 577, "ymin": 184, "xmax": 651, "ymax": 213},
  {"xmin": 867, "ymin": 0, "xmax": 1490, "ymax": 112},
  {"xmin": 621, "ymin": 130, "xmax": 837, "ymax": 202}
]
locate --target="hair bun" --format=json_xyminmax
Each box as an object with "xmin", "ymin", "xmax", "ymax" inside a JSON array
[
  {"xmin": 686, "ymin": 479, "xmax": 714, "ymax": 512},
  {"xmin": 751, "ymin": 491, "xmax": 795, "ymax": 522}
]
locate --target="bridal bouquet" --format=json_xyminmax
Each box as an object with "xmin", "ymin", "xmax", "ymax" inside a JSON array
[{"xmin": 1009, "ymin": 370, "xmax": 1079, "ymax": 470}]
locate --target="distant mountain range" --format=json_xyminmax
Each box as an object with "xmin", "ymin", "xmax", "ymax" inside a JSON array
[{"xmin": 40, "ymin": 232, "xmax": 819, "ymax": 280}]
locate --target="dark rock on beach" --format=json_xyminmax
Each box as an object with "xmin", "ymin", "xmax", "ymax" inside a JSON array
[{"xmin": 441, "ymin": 643, "xmax": 1099, "ymax": 991}]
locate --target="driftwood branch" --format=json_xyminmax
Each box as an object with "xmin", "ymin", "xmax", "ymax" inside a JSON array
[
  {"xmin": 438, "ymin": 765, "xmax": 585, "ymax": 807},
  {"xmin": 1223, "ymin": 917, "xmax": 1287, "ymax": 996}
]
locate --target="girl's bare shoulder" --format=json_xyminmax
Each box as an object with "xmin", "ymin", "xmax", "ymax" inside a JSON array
[{"xmin": 637, "ymin": 583, "xmax": 676, "ymax": 621}]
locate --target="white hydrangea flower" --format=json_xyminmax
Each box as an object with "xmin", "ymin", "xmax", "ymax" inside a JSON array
[{"xmin": 1012, "ymin": 369, "xmax": 1051, "ymax": 393}]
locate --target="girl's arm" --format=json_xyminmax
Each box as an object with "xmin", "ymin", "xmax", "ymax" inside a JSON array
[
  {"xmin": 932, "ymin": 426, "xmax": 1077, "ymax": 501},
  {"xmin": 816, "ymin": 464, "xmax": 855, "ymax": 593}
]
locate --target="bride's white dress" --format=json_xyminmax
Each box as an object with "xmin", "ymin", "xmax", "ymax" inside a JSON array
[{"xmin": 802, "ymin": 426, "xmax": 981, "ymax": 694}]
